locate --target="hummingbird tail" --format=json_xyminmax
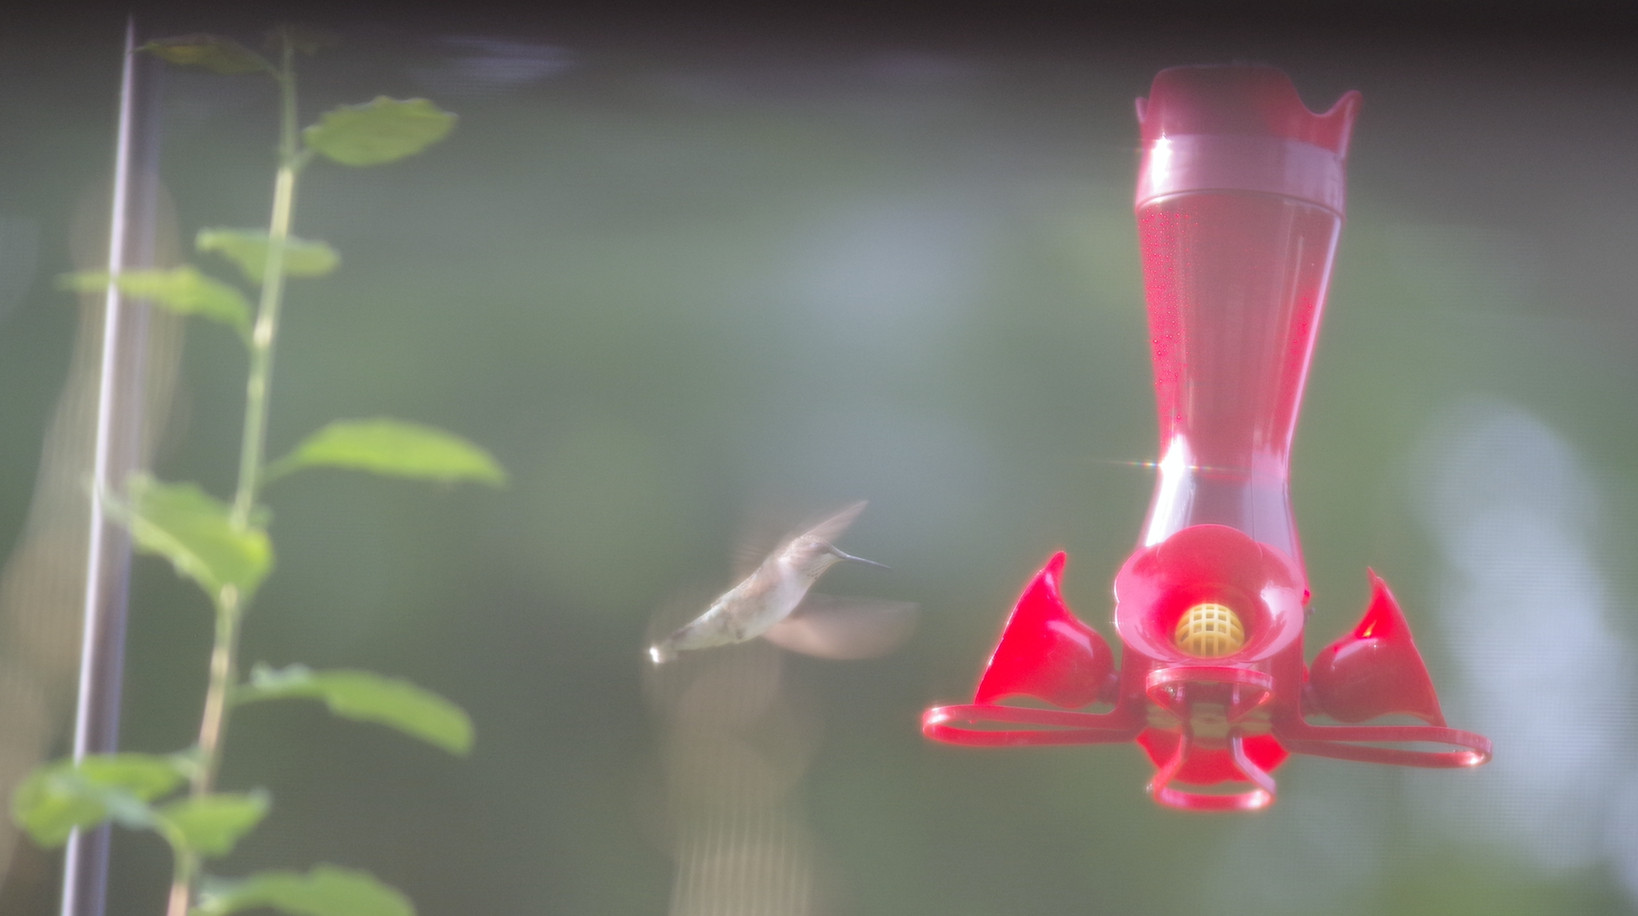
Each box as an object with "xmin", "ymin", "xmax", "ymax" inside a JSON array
[{"xmin": 648, "ymin": 642, "xmax": 677, "ymax": 665}]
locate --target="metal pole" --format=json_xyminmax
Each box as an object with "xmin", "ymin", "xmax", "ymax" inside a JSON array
[{"xmin": 62, "ymin": 20, "xmax": 156, "ymax": 916}]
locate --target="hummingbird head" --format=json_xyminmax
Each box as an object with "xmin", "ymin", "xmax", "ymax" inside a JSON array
[{"xmin": 787, "ymin": 537, "xmax": 889, "ymax": 579}]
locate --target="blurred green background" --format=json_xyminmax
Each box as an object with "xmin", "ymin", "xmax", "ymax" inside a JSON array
[{"xmin": 2, "ymin": 4, "xmax": 1637, "ymax": 914}]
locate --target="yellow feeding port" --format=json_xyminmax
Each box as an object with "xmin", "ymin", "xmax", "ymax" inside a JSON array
[{"xmin": 1174, "ymin": 603, "xmax": 1246, "ymax": 657}]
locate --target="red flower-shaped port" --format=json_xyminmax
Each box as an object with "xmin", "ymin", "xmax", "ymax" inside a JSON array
[{"xmin": 922, "ymin": 65, "xmax": 1490, "ymax": 810}]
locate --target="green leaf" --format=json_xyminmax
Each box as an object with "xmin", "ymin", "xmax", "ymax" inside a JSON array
[
  {"xmin": 265, "ymin": 419, "xmax": 507, "ymax": 487},
  {"xmin": 113, "ymin": 476, "xmax": 273, "ymax": 601},
  {"xmin": 198, "ymin": 229, "xmax": 339, "ymax": 284},
  {"xmin": 11, "ymin": 753, "xmax": 186, "ymax": 847},
  {"xmin": 142, "ymin": 34, "xmax": 273, "ymax": 75},
  {"xmin": 156, "ymin": 791, "xmax": 270, "ymax": 859},
  {"xmin": 303, "ymin": 98, "xmax": 455, "ymax": 167},
  {"xmin": 195, "ymin": 866, "xmax": 413, "ymax": 916},
  {"xmin": 62, "ymin": 267, "xmax": 252, "ymax": 341},
  {"xmin": 236, "ymin": 664, "xmax": 473, "ymax": 756}
]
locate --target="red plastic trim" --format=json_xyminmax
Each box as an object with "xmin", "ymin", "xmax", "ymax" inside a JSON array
[
  {"xmin": 1149, "ymin": 731, "xmax": 1277, "ymax": 812},
  {"xmin": 1276, "ymin": 720, "xmax": 1493, "ymax": 768},
  {"xmin": 921, "ymin": 703, "xmax": 1142, "ymax": 748},
  {"xmin": 1143, "ymin": 664, "xmax": 1276, "ymax": 712}
]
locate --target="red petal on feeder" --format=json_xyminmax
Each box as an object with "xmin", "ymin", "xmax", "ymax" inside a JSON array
[
  {"xmin": 1307, "ymin": 571, "xmax": 1446, "ymax": 726},
  {"xmin": 973, "ymin": 553, "xmax": 1113, "ymax": 709}
]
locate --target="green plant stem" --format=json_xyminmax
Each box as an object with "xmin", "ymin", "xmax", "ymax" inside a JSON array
[
  {"xmin": 231, "ymin": 39, "xmax": 300, "ymax": 528},
  {"xmin": 164, "ymin": 835, "xmax": 197, "ymax": 916},
  {"xmin": 193, "ymin": 590, "xmax": 244, "ymax": 796},
  {"xmin": 165, "ymin": 591, "xmax": 238, "ymax": 916},
  {"xmin": 165, "ymin": 34, "xmax": 301, "ymax": 916}
]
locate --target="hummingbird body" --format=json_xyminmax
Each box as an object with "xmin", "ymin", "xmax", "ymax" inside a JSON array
[{"xmin": 648, "ymin": 502, "xmax": 902, "ymax": 664}]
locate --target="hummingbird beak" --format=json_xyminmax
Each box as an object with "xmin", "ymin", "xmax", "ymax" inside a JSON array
[{"xmin": 830, "ymin": 546, "xmax": 889, "ymax": 569}]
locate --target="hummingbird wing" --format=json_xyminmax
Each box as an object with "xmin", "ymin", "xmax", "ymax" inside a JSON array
[
  {"xmin": 792, "ymin": 500, "xmax": 868, "ymax": 547},
  {"xmin": 730, "ymin": 500, "xmax": 870, "ymax": 577},
  {"xmin": 762, "ymin": 593, "xmax": 917, "ymax": 660},
  {"xmin": 729, "ymin": 506, "xmax": 784, "ymax": 578}
]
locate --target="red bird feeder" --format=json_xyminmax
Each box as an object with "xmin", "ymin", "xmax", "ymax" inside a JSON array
[{"xmin": 923, "ymin": 66, "xmax": 1491, "ymax": 811}]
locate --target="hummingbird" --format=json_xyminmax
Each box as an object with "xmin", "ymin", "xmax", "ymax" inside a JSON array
[{"xmin": 647, "ymin": 501, "xmax": 915, "ymax": 664}]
